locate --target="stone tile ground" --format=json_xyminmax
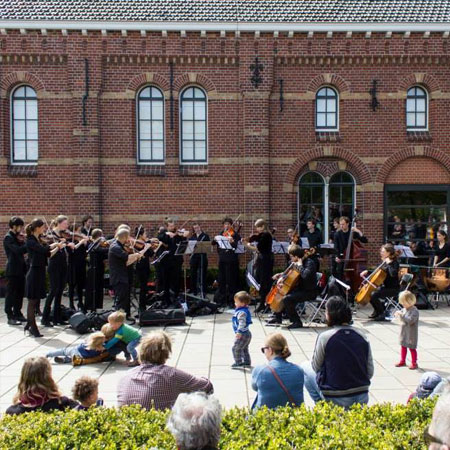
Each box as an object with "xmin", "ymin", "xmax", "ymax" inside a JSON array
[{"xmin": 1, "ymin": 295, "xmax": 450, "ymax": 412}]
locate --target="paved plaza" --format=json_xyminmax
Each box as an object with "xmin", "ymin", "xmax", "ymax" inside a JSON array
[{"xmin": 1, "ymin": 296, "xmax": 450, "ymax": 412}]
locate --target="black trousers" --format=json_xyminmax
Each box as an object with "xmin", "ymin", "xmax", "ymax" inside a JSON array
[
  {"xmin": 43, "ymin": 264, "xmax": 67, "ymax": 323},
  {"xmin": 218, "ymin": 260, "xmax": 239, "ymax": 305},
  {"xmin": 160, "ymin": 258, "xmax": 182, "ymax": 305},
  {"xmin": 113, "ymin": 282, "xmax": 130, "ymax": 315},
  {"xmin": 85, "ymin": 267, "xmax": 104, "ymax": 311},
  {"xmin": 190, "ymin": 255, "xmax": 208, "ymax": 296},
  {"xmin": 370, "ymin": 287, "xmax": 399, "ymax": 316},
  {"xmin": 255, "ymin": 255, "xmax": 274, "ymax": 306},
  {"xmin": 275, "ymin": 290, "xmax": 318, "ymax": 324},
  {"xmin": 5, "ymin": 275, "xmax": 25, "ymax": 318},
  {"xmin": 68, "ymin": 262, "xmax": 86, "ymax": 310},
  {"xmin": 136, "ymin": 270, "xmax": 150, "ymax": 311}
]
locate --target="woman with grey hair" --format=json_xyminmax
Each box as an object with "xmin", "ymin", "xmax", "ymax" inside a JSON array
[{"xmin": 167, "ymin": 392, "xmax": 221, "ymax": 450}]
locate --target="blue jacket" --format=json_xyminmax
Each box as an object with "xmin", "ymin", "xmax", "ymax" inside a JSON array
[
  {"xmin": 251, "ymin": 357, "xmax": 304, "ymax": 409},
  {"xmin": 232, "ymin": 306, "xmax": 252, "ymax": 334}
]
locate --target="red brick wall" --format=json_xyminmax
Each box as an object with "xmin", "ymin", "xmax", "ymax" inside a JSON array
[{"xmin": 1, "ymin": 30, "xmax": 450, "ymax": 269}]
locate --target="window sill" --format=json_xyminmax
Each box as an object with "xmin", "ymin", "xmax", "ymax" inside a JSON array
[
  {"xmin": 8, "ymin": 165, "xmax": 38, "ymax": 177},
  {"xmin": 136, "ymin": 165, "xmax": 166, "ymax": 176},
  {"xmin": 179, "ymin": 165, "xmax": 209, "ymax": 176},
  {"xmin": 406, "ymin": 131, "xmax": 431, "ymax": 142},
  {"xmin": 315, "ymin": 131, "xmax": 341, "ymax": 143}
]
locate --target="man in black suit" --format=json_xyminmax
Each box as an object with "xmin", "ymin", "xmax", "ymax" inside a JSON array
[{"xmin": 3, "ymin": 217, "xmax": 27, "ymax": 325}]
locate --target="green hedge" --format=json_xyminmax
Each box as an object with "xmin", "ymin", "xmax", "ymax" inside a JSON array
[{"xmin": 0, "ymin": 399, "xmax": 435, "ymax": 449}]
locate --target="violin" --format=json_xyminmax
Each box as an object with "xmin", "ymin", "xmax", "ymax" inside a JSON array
[
  {"xmin": 223, "ymin": 219, "xmax": 242, "ymax": 239},
  {"xmin": 131, "ymin": 237, "xmax": 160, "ymax": 250},
  {"xmin": 60, "ymin": 230, "xmax": 89, "ymax": 242}
]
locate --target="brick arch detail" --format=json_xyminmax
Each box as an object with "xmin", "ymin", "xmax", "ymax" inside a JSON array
[
  {"xmin": 173, "ymin": 73, "xmax": 217, "ymax": 94},
  {"xmin": 0, "ymin": 71, "xmax": 45, "ymax": 94},
  {"xmin": 126, "ymin": 72, "xmax": 170, "ymax": 93},
  {"xmin": 286, "ymin": 146, "xmax": 372, "ymax": 187},
  {"xmin": 398, "ymin": 72, "xmax": 441, "ymax": 93},
  {"xmin": 306, "ymin": 73, "xmax": 350, "ymax": 94},
  {"xmin": 376, "ymin": 146, "xmax": 450, "ymax": 183}
]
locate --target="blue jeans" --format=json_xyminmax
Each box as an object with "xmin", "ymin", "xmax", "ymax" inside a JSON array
[
  {"xmin": 127, "ymin": 338, "xmax": 141, "ymax": 361},
  {"xmin": 46, "ymin": 346, "xmax": 81, "ymax": 363},
  {"xmin": 301, "ymin": 361, "xmax": 369, "ymax": 409}
]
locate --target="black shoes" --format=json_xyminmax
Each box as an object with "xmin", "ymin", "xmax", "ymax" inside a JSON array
[
  {"xmin": 7, "ymin": 317, "xmax": 21, "ymax": 326},
  {"xmin": 374, "ymin": 314, "xmax": 386, "ymax": 322},
  {"xmin": 126, "ymin": 316, "xmax": 136, "ymax": 325},
  {"xmin": 24, "ymin": 323, "xmax": 43, "ymax": 338},
  {"xmin": 14, "ymin": 314, "xmax": 27, "ymax": 323},
  {"xmin": 266, "ymin": 317, "xmax": 282, "ymax": 326},
  {"xmin": 41, "ymin": 320, "xmax": 54, "ymax": 327},
  {"xmin": 287, "ymin": 321, "xmax": 303, "ymax": 330}
]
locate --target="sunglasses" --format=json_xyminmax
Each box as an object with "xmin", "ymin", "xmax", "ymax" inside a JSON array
[
  {"xmin": 423, "ymin": 425, "xmax": 445, "ymax": 446},
  {"xmin": 260, "ymin": 347, "xmax": 269, "ymax": 354}
]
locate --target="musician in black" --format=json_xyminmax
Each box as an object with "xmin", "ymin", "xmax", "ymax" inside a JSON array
[
  {"xmin": 245, "ymin": 219, "xmax": 273, "ymax": 313},
  {"xmin": 109, "ymin": 228, "xmax": 150, "ymax": 323},
  {"xmin": 302, "ymin": 218, "xmax": 322, "ymax": 271},
  {"xmin": 213, "ymin": 217, "xmax": 241, "ymax": 306},
  {"xmin": 134, "ymin": 226, "xmax": 154, "ymax": 312},
  {"xmin": 267, "ymin": 244, "xmax": 318, "ymax": 329},
  {"xmin": 3, "ymin": 217, "xmax": 27, "ymax": 325},
  {"xmin": 360, "ymin": 243, "xmax": 400, "ymax": 322},
  {"xmin": 157, "ymin": 218, "xmax": 188, "ymax": 306},
  {"xmin": 334, "ymin": 216, "xmax": 368, "ymax": 281},
  {"xmin": 433, "ymin": 230, "xmax": 450, "ymax": 268},
  {"xmin": 189, "ymin": 223, "xmax": 210, "ymax": 297},
  {"xmin": 85, "ymin": 229, "xmax": 109, "ymax": 311},
  {"xmin": 80, "ymin": 214, "xmax": 94, "ymax": 236}
]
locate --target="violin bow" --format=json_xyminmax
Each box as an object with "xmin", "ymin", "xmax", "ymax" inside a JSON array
[
  {"xmin": 42, "ymin": 216, "xmax": 56, "ymax": 243},
  {"xmin": 132, "ymin": 225, "xmax": 142, "ymax": 250},
  {"xmin": 72, "ymin": 216, "xmax": 76, "ymax": 244}
]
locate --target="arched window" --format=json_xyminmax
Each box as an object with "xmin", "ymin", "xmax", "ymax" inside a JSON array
[
  {"xmin": 406, "ymin": 86, "xmax": 428, "ymax": 130},
  {"xmin": 329, "ymin": 172, "xmax": 356, "ymax": 229},
  {"xmin": 299, "ymin": 172, "xmax": 325, "ymax": 236},
  {"xmin": 11, "ymin": 85, "xmax": 38, "ymax": 163},
  {"xmin": 180, "ymin": 86, "xmax": 207, "ymax": 163},
  {"xmin": 137, "ymin": 86, "xmax": 165, "ymax": 163},
  {"xmin": 315, "ymin": 87, "xmax": 338, "ymax": 131}
]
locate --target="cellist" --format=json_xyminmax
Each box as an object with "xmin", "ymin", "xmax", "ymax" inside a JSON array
[
  {"xmin": 266, "ymin": 244, "xmax": 318, "ymax": 329},
  {"xmin": 360, "ymin": 243, "xmax": 400, "ymax": 322}
]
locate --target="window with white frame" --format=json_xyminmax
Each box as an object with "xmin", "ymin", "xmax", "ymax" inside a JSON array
[
  {"xmin": 315, "ymin": 87, "xmax": 338, "ymax": 131},
  {"xmin": 137, "ymin": 86, "xmax": 165, "ymax": 163},
  {"xmin": 11, "ymin": 85, "xmax": 38, "ymax": 163},
  {"xmin": 180, "ymin": 87, "xmax": 207, "ymax": 163},
  {"xmin": 406, "ymin": 86, "xmax": 428, "ymax": 130}
]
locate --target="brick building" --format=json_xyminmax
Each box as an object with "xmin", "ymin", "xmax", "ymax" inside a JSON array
[{"xmin": 1, "ymin": 0, "xmax": 450, "ymax": 267}]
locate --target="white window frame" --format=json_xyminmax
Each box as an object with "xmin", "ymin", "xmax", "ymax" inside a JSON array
[
  {"xmin": 315, "ymin": 86, "xmax": 339, "ymax": 132},
  {"xmin": 406, "ymin": 85, "xmax": 428, "ymax": 131}
]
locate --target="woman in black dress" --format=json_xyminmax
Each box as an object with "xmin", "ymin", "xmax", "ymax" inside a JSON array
[
  {"xmin": 433, "ymin": 230, "xmax": 450, "ymax": 269},
  {"xmin": 25, "ymin": 219, "xmax": 60, "ymax": 337}
]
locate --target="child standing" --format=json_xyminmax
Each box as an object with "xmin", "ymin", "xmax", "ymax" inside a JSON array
[
  {"xmin": 231, "ymin": 291, "xmax": 253, "ymax": 369},
  {"xmin": 72, "ymin": 376, "xmax": 104, "ymax": 410},
  {"xmin": 394, "ymin": 290, "xmax": 419, "ymax": 370},
  {"xmin": 104, "ymin": 311, "xmax": 142, "ymax": 367}
]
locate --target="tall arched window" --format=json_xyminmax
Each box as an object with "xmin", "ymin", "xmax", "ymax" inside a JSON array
[
  {"xmin": 406, "ymin": 86, "xmax": 428, "ymax": 130},
  {"xmin": 11, "ymin": 85, "xmax": 38, "ymax": 163},
  {"xmin": 315, "ymin": 87, "xmax": 338, "ymax": 131},
  {"xmin": 137, "ymin": 86, "xmax": 165, "ymax": 163},
  {"xmin": 180, "ymin": 86, "xmax": 207, "ymax": 164},
  {"xmin": 329, "ymin": 172, "xmax": 356, "ymax": 227},
  {"xmin": 299, "ymin": 172, "xmax": 325, "ymax": 236}
]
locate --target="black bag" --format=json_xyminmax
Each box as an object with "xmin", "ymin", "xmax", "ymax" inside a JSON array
[
  {"xmin": 186, "ymin": 298, "xmax": 220, "ymax": 317},
  {"xmin": 60, "ymin": 305, "xmax": 76, "ymax": 321},
  {"xmin": 69, "ymin": 312, "xmax": 92, "ymax": 334},
  {"xmin": 86, "ymin": 309, "xmax": 115, "ymax": 331},
  {"xmin": 139, "ymin": 308, "xmax": 186, "ymax": 327}
]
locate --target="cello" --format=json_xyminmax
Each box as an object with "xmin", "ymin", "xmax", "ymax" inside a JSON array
[{"xmin": 354, "ymin": 261, "xmax": 387, "ymax": 305}]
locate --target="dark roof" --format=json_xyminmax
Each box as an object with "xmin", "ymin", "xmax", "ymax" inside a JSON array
[{"xmin": 1, "ymin": 0, "xmax": 450, "ymax": 23}]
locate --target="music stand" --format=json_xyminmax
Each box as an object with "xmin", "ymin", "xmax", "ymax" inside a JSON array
[
  {"xmin": 190, "ymin": 241, "xmax": 213, "ymax": 298},
  {"xmin": 214, "ymin": 235, "xmax": 233, "ymax": 250},
  {"xmin": 272, "ymin": 241, "xmax": 290, "ymax": 255},
  {"xmin": 175, "ymin": 241, "xmax": 193, "ymax": 305}
]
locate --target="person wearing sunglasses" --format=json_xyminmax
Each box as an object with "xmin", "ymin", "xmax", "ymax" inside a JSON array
[{"xmin": 425, "ymin": 393, "xmax": 450, "ymax": 449}]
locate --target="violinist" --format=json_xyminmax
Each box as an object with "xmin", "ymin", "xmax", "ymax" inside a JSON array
[
  {"xmin": 302, "ymin": 219, "xmax": 322, "ymax": 271},
  {"xmin": 266, "ymin": 244, "xmax": 318, "ymax": 329},
  {"xmin": 41, "ymin": 215, "xmax": 75, "ymax": 327},
  {"xmin": 189, "ymin": 223, "xmax": 210, "ymax": 297},
  {"xmin": 24, "ymin": 218, "xmax": 61, "ymax": 337},
  {"xmin": 329, "ymin": 217, "xmax": 341, "ymax": 277},
  {"xmin": 67, "ymin": 224, "xmax": 90, "ymax": 312},
  {"xmin": 244, "ymin": 219, "xmax": 273, "ymax": 313},
  {"xmin": 157, "ymin": 218, "xmax": 188, "ymax": 306},
  {"xmin": 334, "ymin": 216, "xmax": 368, "ymax": 281},
  {"xmin": 85, "ymin": 228, "xmax": 109, "ymax": 312},
  {"xmin": 134, "ymin": 226, "xmax": 155, "ymax": 313},
  {"xmin": 81, "ymin": 215, "xmax": 94, "ymax": 236},
  {"xmin": 3, "ymin": 217, "xmax": 27, "ymax": 325},
  {"xmin": 360, "ymin": 243, "xmax": 400, "ymax": 322},
  {"xmin": 213, "ymin": 217, "xmax": 241, "ymax": 306}
]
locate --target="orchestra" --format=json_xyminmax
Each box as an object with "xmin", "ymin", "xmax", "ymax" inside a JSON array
[{"xmin": 3, "ymin": 213, "xmax": 449, "ymax": 339}]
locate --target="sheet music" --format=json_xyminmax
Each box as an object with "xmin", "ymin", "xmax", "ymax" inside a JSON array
[
  {"xmin": 320, "ymin": 243, "xmax": 334, "ymax": 249},
  {"xmin": 214, "ymin": 235, "xmax": 233, "ymax": 250},
  {"xmin": 246, "ymin": 271, "xmax": 261, "ymax": 291},
  {"xmin": 186, "ymin": 240, "xmax": 197, "ymax": 255},
  {"xmin": 272, "ymin": 241, "xmax": 290, "ymax": 254},
  {"xmin": 394, "ymin": 245, "xmax": 416, "ymax": 259},
  {"xmin": 300, "ymin": 237, "xmax": 309, "ymax": 248},
  {"xmin": 235, "ymin": 241, "xmax": 245, "ymax": 254}
]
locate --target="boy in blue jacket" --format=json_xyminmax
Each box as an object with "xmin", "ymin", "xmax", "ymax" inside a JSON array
[{"xmin": 231, "ymin": 291, "xmax": 253, "ymax": 369}]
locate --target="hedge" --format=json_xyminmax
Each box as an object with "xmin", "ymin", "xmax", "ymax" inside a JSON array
[{"xmin": 0, "ymin": 398, "xmax": 435, "ymax": 449}]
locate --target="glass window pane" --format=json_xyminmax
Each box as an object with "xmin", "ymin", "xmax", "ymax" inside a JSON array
[
  {"xmin": 194, "ymin": 102, "xmax": 206, "ymax": 120},
  {"xmin": 26, "ymin": 121, "xmax": 38, "ymax": 140},
  {"xmin": 139, "ymin": 87, "xmax": 151, "ymax": 98},
  {"xmin": 14, "ymin": 140, "xmax": 26, "ymax": 161},
  {"xmin": 416, "ymin": 113, "xmax": 426, "ymax": 128},
  {"xmin": 327, "ymin": 98, "xmax": 336, "ymax": 113},
  {"xmin": 194, "ymin": 88, "xmax": 205, "ymax": 99},
  {"xmin": 416, "ymin": 98, "xmax": 426, "ymax": 113},
  {"xmin": 317, "ymin": 88, "xmax": 326, "ymax": 98},
  {"xmin": 183, "ymin": 102, "xmax": 194, "ymax": 120},
  {"xmin": 406, "ymin": 98, "xmax": 415, "ymax": 113},
  {"xmin": 139, "ymin": 141, "xmax": 151, "ymax": 160},
  {"xmin": 182, "ymin": 140, "xmax": 194, "ymax": 161},
  {"xmin": 152, "ymin": 121, "xmax": 164, "ymax": 140},
  {"xmin": 327, "ymin": 113, "xmax": 337, "ymax": 128},
  {"xmin": 151, "ymin": 87, "xmax": 163, "ymax": 99},
  {"xmin": 139, "ymin": 101, "xmax": 151, "ymax": 120},
  {"xmin": 194, "ymin": 122, "xmax": 206, "ymax": 140},
  {"xmin": 300, "ymin": 187, "xmax": 312, "ymax": 204},
  {"xmin": 27, "ymin": 140, "xmax": 38, "ymax": 160},
  {"xmin": 316, "ymin": 113, "xmax": 326, "ymax": 127},
  {"xmin": 26, "ymin": 100, "xmax": 38, "ymax": 120},
  {"xmin": 139, "ymin": 121, "xmax": 151, "ymax": 140},
  {"xmin": 329, "ymin": 187, "xmax": 340, "ymax": 203},
  {"xmin": 195, "ymin": 141, "xmax": 206, "ymax": 161},
  {"xmin": 342, "ymin": 186, "xmax": 353, "ymax": 203},
  {"xmin": 13, "ymin": 100, "xmax": 25, "ymax": 119},
  {"xmin": 152, "ymin": 141, "xmax": 164, "ymax": 161},
  {"xmin": 183, "ymin": 121, "xmax": 194, "ymax": 140},
  {"xmin": 406, "ymin": 113, "xmax": 415, "ymax": 127},
  {"xmin": 14, "ymin": 87, "xmax": 26, "ymax": 97},
  {"xmin": 151, "ymin": 101, "xmax": 163, "ymax": 120},
  {"xmin": 317, "ymin": 99, "xmax": 326, "ymax": 112},
  {"xmin": 183, "ymin": 88, "xmax": 194, "ymax": 99},
  {"xmin": 326, "ymin": 88, "xmax": 336, "ymax": 97},
  {"xmin": 25, "ymin": 86, "xmax": 36, "ymax": 98},
  {"xmin": 14, "ymin": 120, "xmax": 26, "ymax": 139}
]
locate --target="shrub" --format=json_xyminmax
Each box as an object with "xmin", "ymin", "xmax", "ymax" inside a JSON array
[{"xmin": 0, "ymin": 398, "xmax": 435, "ymax": 449}]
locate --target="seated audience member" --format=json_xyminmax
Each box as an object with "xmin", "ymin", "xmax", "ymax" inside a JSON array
[
  {"xmin": 72, "ymin": 376, "xmax": 104, "ymax": 410},
  {"xmin": 117, "ymin": 331, "xmax": 213, "ymax": 410},
  {"xmin": 46, "ymin": 331, "xmax": 106, "ymax": 364},
  {"xmin": 426, "ymin": 393, "xmax": 450, "ymax": 449},
  {"xmin": 104, "ymin": 311, "xmax": 142, "ymax": 367},
  {"xmin": 6, "ymin": 356, "xmax": 78, "ymax": 415},
  {"xmin": 167, "ymin": 392, "xmax": 222, "ymax": 450},
  {"xmin": 301, "ymin": 296, "xmax": 374, "ymax": 409},
  {"xmin": 251, "ymin": 332, "xmax": 304, "ymax": 409},
  {"xmin": 408, "ymin": 372, "xmax": 442, "ymax": 403}
]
